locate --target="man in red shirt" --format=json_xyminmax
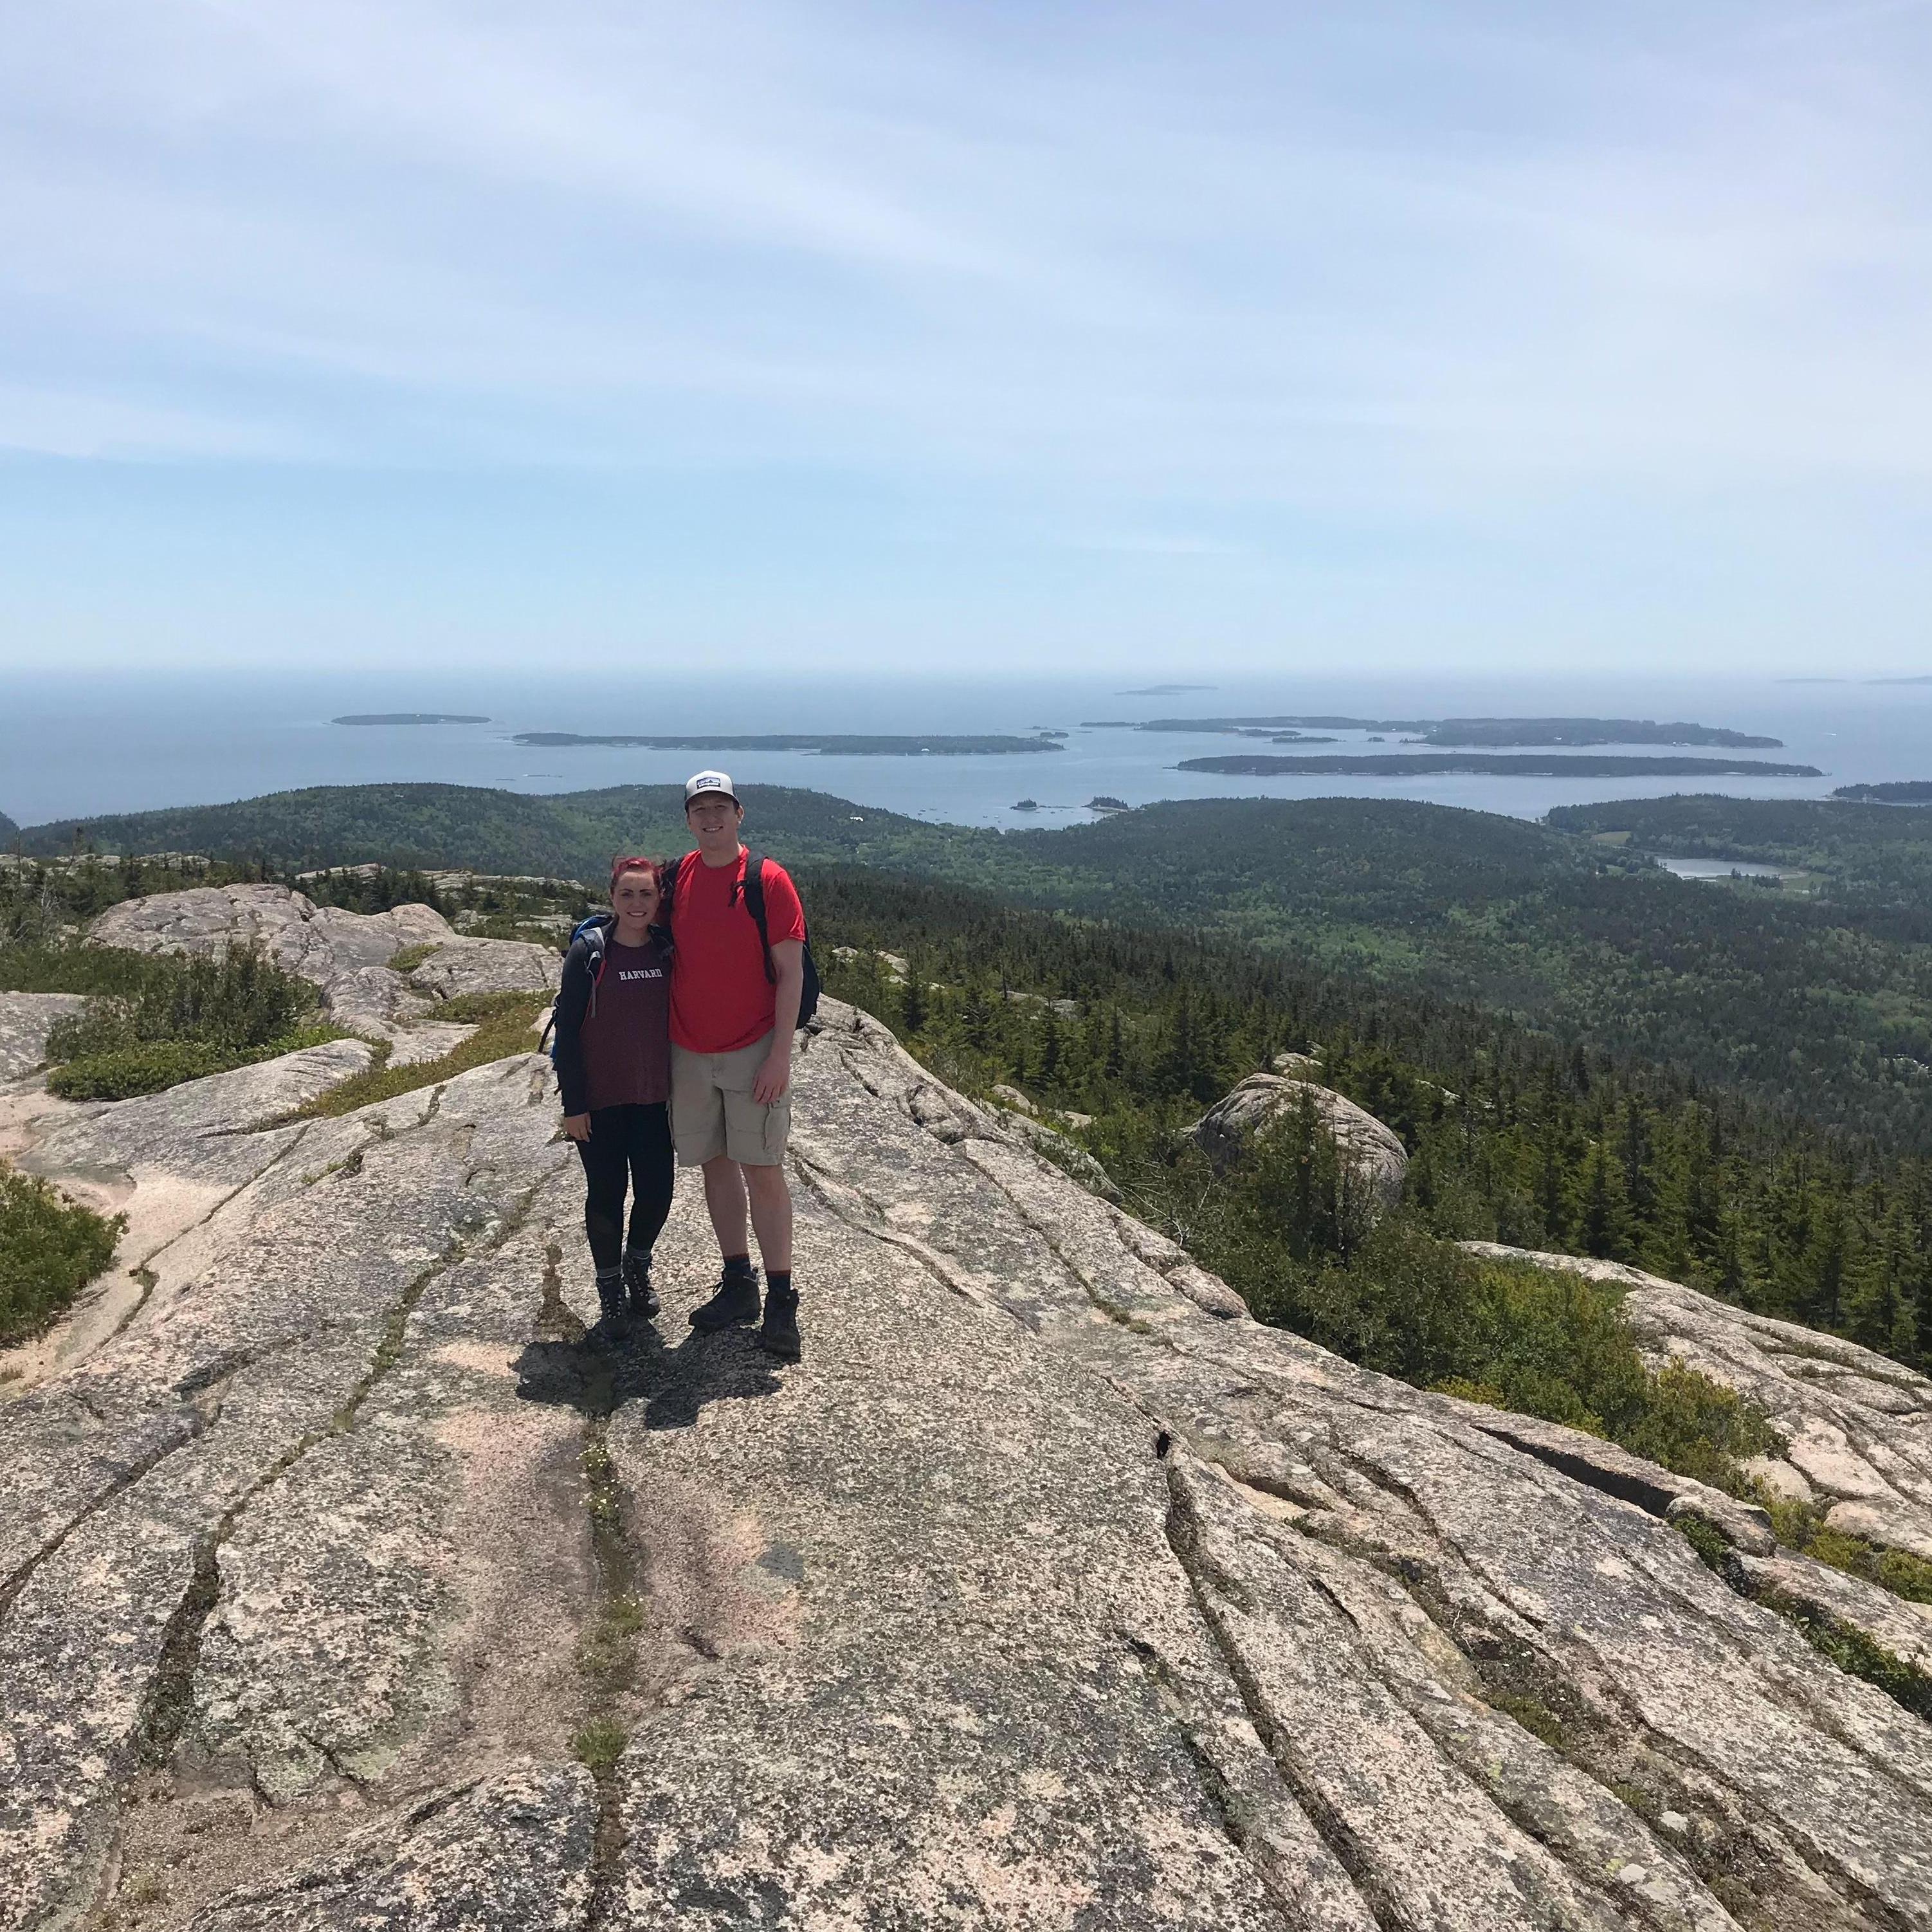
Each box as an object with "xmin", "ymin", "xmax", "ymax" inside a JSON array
[{"xmin": 668, "ymin": 772, "xmax": 809, "ymax": 1360}]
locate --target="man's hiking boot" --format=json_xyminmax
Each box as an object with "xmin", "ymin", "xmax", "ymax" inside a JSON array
[
  {"xmin": 623, "ymin": 1250, "xmax": 660, "ymax": 1322},
  {"xmin": 758, "ymin": 1284, "xmax": 802, "ymax": 1362},
  {"xmin": 689, "ymin": 1268, "xmax": 760, "ymax": 1332},
  {"xmin": 592, "ymin": 1270, "xmax": 630, "ymax": 1346}
]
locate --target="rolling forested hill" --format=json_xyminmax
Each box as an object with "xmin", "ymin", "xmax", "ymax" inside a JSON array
[
  {"xmin": 14, "ymin": 782, "xmax": 1932, "ymax": 1149},
  {"xmin": 1549, "ymin": 794, "xmax": 1932, "ymax": 942}
]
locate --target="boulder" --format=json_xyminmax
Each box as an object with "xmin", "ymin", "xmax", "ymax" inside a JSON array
[
  {"xmin": 1, "ymin": 1004, "xmax": 1929, "ymax": 1927},
  {"xmin": 84, "ymin": 884, "xmax": 558, "ymax": 1062},
  {"xmin": 1191, "ymin": 1071, "xmax": 1408, "ymax": 1208},
  {"xmin": 89, "ymin": 883, "xmax": 451, "ymax": 983},
  {"xmin": 0, "ymin": 992, "xmax": 89, "ymax": 1082}
]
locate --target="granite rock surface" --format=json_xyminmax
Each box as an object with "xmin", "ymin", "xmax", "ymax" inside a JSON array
[
  {"xmin": 1, "ymin": 998, "xmax": 1929, "ymax": 1929},
  {"xmin": 0, "ymin": 992, "xmax": 89, "ymax": 1081},
  {"xmin": 1462, "ymin": 1244, "xmax": 1932, "ymax": 1564},
  {"xmin": 84, "ymin": 885, "xmax": 558, "ymax": 1064}
]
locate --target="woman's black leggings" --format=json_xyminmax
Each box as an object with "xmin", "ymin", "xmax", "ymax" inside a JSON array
[{"xmin": 574, "ymin": 1102, "xmax": 674, "ymax": 1272}]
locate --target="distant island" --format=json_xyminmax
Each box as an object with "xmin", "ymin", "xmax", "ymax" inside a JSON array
[
  {"xmin": 1012, "ymin": 798, "xmax": 1040, "ymax": 812},
  {"xmin": 1089, "ymin": 715, "xmax": 1782, "ymax": 748},
  {"xmin": 1178, "ymin": 754, "xmax": 1824, "ymax": 779},
  {"xmin": 332, "ymin": 713, "xmax": 490, "ymax": 726},
  {"xmin": 1832, "ymin": 781, "xmax": 1932, "ymax": 803},
  {"xmin": 511, "ymin": 732, "xmax": 1062, "ymax": 756},
  {"xmin": 1084, "ymin": 715, "xmax": 1425, "ymax": 732},
  {"xmin": 1867, "ymin": 676, "xmax": 1932, "ymax": 686},
  {"xmin": 1087, "ymin": 795, "xmax": 1129, "ymax": 812},
  {"xmin": 1114, "ymin": 683, "xmax": 1215, "ymax": 695}
]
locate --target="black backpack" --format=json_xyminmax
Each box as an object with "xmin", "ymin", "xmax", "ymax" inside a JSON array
[
  {"xmin": 538, "ymin": 912, "xmax": 614, "ymax": 1066},
  {"xmin": 664, "ymin": 850, "xmax": 820, "ymax": 1030}
]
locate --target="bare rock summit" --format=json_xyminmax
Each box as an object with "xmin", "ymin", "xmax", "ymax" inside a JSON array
[{"xmin": 1, "ymin": 980, "xmax": 1929, "ymax": 1926}]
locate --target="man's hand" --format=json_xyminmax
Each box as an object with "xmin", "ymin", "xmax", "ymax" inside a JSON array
[
  {"xmin": 562, "ymin": 1113, "xmax": 592, "ymax": 1140},
  {"xmin": 752, "ymin": 1047, "xmax": 792, "ymax": 1106}
]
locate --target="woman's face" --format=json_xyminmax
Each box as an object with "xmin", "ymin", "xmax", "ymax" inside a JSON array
[{"xmin": 612, "ymin": 870, "xmax": 661, "ymax": 925}]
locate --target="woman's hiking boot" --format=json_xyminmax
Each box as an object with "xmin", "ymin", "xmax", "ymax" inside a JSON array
[
  {"xmin": 757, "ymin": 1284, "xmax": 802, "ymax": 1362},
  {"xmin": 592, "ymin": 1268, "xmax": 630, "ymax": 1345},
  {"xmin": 623, "ymin": 1248, "xmax": 660, "ymax": 1321},
  {"xmin": 688, "ymin": 1266, "xmax": 760, "ymax": 1331}
]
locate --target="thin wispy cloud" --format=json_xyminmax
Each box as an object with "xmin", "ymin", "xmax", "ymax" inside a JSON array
[{"xmin": 1, "ymin": 1, "xmax": 1927, "ymax": 671}]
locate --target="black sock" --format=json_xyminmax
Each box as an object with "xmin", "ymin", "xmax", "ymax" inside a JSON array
[
  {"xmin": 766, "ymin": 1270, "xmax": 793, "ymax": 1298},
  {"xmin": 723, "ymin": 1253, "xmax": 755, "ymax": 1278},
  {"xmin": 596, "ymin": 1264, "xmax": 622, "ymax": 1286}
]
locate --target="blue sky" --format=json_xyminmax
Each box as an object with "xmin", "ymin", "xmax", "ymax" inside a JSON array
[{"xmin": 3, "ymin": 0, "xmax": 1928, "ymax": 677}]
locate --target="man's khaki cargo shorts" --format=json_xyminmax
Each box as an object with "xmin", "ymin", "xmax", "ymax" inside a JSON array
[{"xmin": 670, "ymin": 1034, "xmax": 790, "ymax": 1167}]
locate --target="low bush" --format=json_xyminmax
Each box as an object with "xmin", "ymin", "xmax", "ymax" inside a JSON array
[
  {"xmin": 1760, "ymin": 1497, "xmax": 1932, "ymax": 1604},
  {"xmin": 34, "ymin": 943, "xmax": 336, "ymax": 1100},
  {"xmin": 293, "ymin": 992, "xmax": 549, "ymax": 1118},
  {"xmin": 0, "ymin": 942, "xmax": 141, "ymax": 997},
  {"xmin": 48, "ymin": 1039, "xmax": 231, "ymax": 1100},
  {"xmin": 1165, "ymin": 1109, "xmax": 1784, "ymax": 1493},
  {"xmin": 0, "ymin": 1162, "xmax": 125, "ymax": 1345},
  {"xmin": 46, "ymin": 944, "xmax": 316, "ymax": 1062}
]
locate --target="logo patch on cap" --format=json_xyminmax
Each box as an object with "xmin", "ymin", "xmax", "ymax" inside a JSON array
[{"xmin": 684, "ymin": 770, "xmax": 737, "ymax": 803}]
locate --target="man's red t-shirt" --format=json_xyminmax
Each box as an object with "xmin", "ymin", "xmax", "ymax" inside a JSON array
[{"xmin": 669, "ymin": 848, "xmax": 807, "ymax": 1053}]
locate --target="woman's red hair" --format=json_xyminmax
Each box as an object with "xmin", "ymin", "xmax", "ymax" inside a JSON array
[{"xmin": 609, "ymin": 855, "xmax": 664, "ymax": 896}]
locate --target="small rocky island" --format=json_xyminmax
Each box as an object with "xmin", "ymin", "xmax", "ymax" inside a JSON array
[
  {"xmin": 331, "ymin": 714, "xmax": 490, "ymax": 726},
  {"xmin": 513, "ymin": 733, "xmax": 1063, "ymax": 756},
  {"xmin": 1091, "ymin": 715, "xmax": 1786, "ymax": 749},
  {"xmin": 1181, "ymin": 752, "xmax": 1823, "ymax": 779}
]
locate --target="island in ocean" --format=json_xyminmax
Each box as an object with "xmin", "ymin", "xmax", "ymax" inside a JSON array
[
  {"xmin": 1089, "ymin": 715, "xmax": 1784, "ymax": 748},
  {"xmin": 332, "ymin": 713, "xmax": 490, "ymax": 726},
  {"xmin": 511, "ymin": 732, "xmax": 1062, "ymax": 755},
  {"xmin": 1113, "ymin": 682, "xmax": 1215, "ymax": 695},
  {"xmin": 1179, "ymin": 752, "xmax": 1823, "ymax": 778},
  {"xmin": 1833, "ymin": 781, "xmax": 1932, "ymax": 803}
]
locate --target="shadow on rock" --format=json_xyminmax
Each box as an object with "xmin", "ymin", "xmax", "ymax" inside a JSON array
[{"xmin": 512, "ymin": 1320, "xmax": 779, "ymax": 1430}]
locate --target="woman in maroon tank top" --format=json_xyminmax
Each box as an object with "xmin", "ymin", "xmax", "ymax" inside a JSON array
[{"xmin": 551, "ymin": 857, "xmax": 673, "ymax": 1342}]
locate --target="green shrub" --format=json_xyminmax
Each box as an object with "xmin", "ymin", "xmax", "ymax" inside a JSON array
[
  {"xmin": 0, "ymin": 942, "xmax": 143, "ymax": 997},
  {"xmin": 33, "ymin": 943, "xmax": 334, "ymax": 1100},
  {"xmin": 293, "ymin": 993, "xmax": 548, "ymax": 1118},
  {"xmin": 1189, "ymin": 1113, "xmax": 1782, "ymax": 1491},
  {"xmin": 48, "ymin": 1040, "xmax": 230, "ymax": 1100},
  {"xmin": 46, "ymin": 943, "xmax": 316, "ymax": 1062},
  {"xmin": 0, "ymin": 1162, "xmax": 125, "ymax": 1345},
  {"xmin": 1760, "ymin": 1497, "xmax": 1932, "ymax": 1604}
]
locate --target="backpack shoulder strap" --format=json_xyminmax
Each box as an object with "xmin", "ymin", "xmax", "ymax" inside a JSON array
[
  {"xmin": 661, "ymin": 852, "xmax": 691, "ymax": 931},
  {"xmin": 740, "ymin": 853, "xmax": 776, "ymax": 985}
]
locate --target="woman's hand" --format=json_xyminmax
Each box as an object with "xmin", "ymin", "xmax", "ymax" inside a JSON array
[{"xmin": 563, "ymin": 1113, "xmax": 592, "ymax": 1140}]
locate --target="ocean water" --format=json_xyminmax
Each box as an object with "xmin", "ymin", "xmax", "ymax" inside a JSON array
[{"xmin": 2, "ymin": 668, "xmax": 1928, "ymax": 833}]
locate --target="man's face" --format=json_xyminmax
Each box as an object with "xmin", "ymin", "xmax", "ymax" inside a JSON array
[{"xmin": 687, "ymin": 794, "xmax": 743, "ymax": 843}]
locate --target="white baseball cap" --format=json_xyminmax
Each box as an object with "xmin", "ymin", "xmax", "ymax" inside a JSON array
[{"xmin": 684, "ymin": 770, "xmax": 739, "ymax": 805}]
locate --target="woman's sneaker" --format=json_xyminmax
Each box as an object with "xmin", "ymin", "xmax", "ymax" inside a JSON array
[
  {"xmin": 688, "ymin": 1266, "xmax": 760, "ymax": 1331},
  {"xmin": 623, "ymin": 1250, "xmax": 660, "ymax": 1321}
]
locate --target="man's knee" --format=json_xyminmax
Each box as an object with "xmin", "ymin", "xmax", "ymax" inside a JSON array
[{"xmin": 743, "ymin": 1162, "xmax": 790, "ymax": 1199}]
